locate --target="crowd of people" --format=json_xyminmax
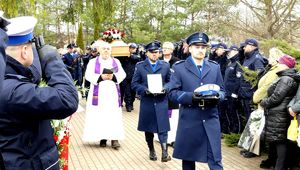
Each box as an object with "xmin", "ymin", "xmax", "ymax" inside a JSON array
[{"xmin": 0, "ymin": 13, "xmax": 300, "ymax": 170}]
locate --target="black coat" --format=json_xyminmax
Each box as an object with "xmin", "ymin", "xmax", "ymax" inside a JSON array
[
  {"xmin": 119, "ymin": 53, "xmax": 141, "ymax": 80},
  {"xmin": 209, "ymin": 52, "xmax": 228, "ymax": 78},
  {"xmin": 0, "ymin": 53, "xmax": 78, "ymax": 169},
  {"xmin": 261, "ymin": 69, "xmax": 300, "ymax": 142},
  {"xmin": 0, "ymin": 28, "xmax": 7, "ymax": 91},
  {"xmin": 224, "ymin": 54, "xmax": 240, "ymax": 97}
]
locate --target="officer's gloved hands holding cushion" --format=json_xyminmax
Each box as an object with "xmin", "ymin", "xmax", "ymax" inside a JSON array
[{"xmin": 192, "ymin": 84, "xmax": 221, "ymax": 107}]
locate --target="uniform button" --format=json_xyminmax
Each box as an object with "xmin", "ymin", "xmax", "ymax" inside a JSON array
[
  {"xmin": 201, "ymin": 83, "xmax": 203, "ymax": 85},
  {"xmin": 203, "ymin": 120, "xmax": 205, "ymax": 123},
  {"xmin": 188, "ymin": 105, "xmax": 191, "ymax": 107},
  {"xmin": 154, "ymin": 103, "xmax": 156, "ymax": 106}
]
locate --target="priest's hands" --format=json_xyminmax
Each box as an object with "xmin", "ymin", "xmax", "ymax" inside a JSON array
[
  {"xmin": 101, "ymin": 74, "xmax": 113, "ymax": 80},
  {"xmin": 97, "ymin": 74, "xmax": 117, "ymax": 83}
]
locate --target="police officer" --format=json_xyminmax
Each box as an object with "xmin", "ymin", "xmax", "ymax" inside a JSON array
[
  {"xmin": 238, "ymin": 38, "xmax": 266, "ymax": 121},
  {"xmin": 62, "ymin": 43, "xmax": 75, "ymax": 75},
  {"xmin": 0, "ymin": 11, "xmax": 9, "ymax": 91},
  {"xmin": 131, "ymin": 41, "xmax": 171, "ymax": 162},
  {"xmin": 224, "ymin": 45, "xmax": 242, "ymax": 134},
  {"xmin": 168, "ymin": 32, "xmax": 225, "ymax": 170},
  {"xmin": 0, "ymin": 11, "xmax": 10, "ymax": 170},
  {"xmin": 0, "ymin": 16, "xmax": 78, "ymax": 169},
  {"xmin": 209, "ymin": 42, "xmax": 228, "ymax": 78},
  {"xmin": 83, "ymin": 47, "xmax": 99, "ymax": 98},
  {"xmin": 119, "ymin": 43, "xmax": 140, "ymax": 112}
]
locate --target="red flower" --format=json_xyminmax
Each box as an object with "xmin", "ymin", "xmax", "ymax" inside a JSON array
[{"xmin": 53, "ymin": 135, "xmax": 58, "ymax": 142}]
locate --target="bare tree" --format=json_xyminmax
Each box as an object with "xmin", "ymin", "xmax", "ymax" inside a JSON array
[{"xmin": 231, "ymin": 0, "xmax": 300, "ymax": 40}]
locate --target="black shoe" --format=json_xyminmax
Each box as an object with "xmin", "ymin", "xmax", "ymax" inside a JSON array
[
  {"xmin": 260, "ymin": 159, "xmax": 274, "ymax": 169},
  {"xmin": 161, "ymin": 143, "xmax": 171, "ymax": 162},
  {"xmin": 126, "ymin": 107, "xmax": 132, "ymax": 112},
  {"xmin": 149, "ymin": 150, "xmax": 157, "ymax": 161},
  {"xmin": 100, "ymin": 140, "xmax": 107, "ymax": 147},
  {"xmin": 242, "ymin": 151, "xmax": 256, "ymax": 158},
  {"xmin": 111, "ymin": 140, "xmax": 121, "ymax": 150},
  {"xmin": 240, "ymin": 149, "xmax": 247, "ymax": 155}
]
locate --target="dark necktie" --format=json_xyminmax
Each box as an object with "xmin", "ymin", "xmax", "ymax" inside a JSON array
[{"xmin": 197, "ymin": 65, "xmax": 202, "ymax": 76}]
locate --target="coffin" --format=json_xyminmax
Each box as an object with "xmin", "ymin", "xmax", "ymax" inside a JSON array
[{"xmin": 110, "ymin": 40, "xmax": 130, "ymax": 57}]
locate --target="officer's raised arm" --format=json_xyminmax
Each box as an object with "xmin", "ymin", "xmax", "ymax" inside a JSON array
[{"xmin": 1, "ymin": 16, "xmax": 78, "ymax": 120}]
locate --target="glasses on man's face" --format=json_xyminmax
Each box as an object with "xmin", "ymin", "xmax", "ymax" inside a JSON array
[{"xmin": 102, "ymin": 47, "xmax": 110, "ymax": 50}]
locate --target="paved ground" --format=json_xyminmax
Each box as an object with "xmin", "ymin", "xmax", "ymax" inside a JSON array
[{"xmin": 68, "ymin": 99, "xmax": 266, "ymax": 170}]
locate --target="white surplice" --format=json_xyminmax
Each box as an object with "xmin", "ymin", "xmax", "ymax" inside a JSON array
[{"xmin": 82, "ymin": 56, "xmax": 126, "ymax": 142}]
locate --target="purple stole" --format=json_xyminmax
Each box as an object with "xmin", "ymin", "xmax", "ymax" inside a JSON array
[{"xmin": 92, "ymin": 57, "xmax": 121, "ymax": 107}]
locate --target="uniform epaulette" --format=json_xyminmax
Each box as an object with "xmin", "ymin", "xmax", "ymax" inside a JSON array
[
  {"xmin": 136, "ymin": 61, "xmax": 144, "ymax": 65},
  {"xmin": 173, "ymin": 60, "xmax": 185, "ymax": 65},
  {"xmin": 207, "ymin": 59, "xmax": 218, "ymax": 65}
]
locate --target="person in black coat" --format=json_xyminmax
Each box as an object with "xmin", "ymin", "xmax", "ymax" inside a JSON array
[
  {"xmin": 119, "ymin": 43, "xmax": 141, "ymax": 112},
  {"xmin": 0, "ymin": 16, "xmax": 78, "ymax": 170},
  {"xmin": 0, "ymin": 11, "xmax": 10, "ymax": 170},
  {"xmin": 0, "ymin": 12, "xmax": 9, "ymax": 91},
  {"xmin": 260, "ymin": 55, "xmax": 298, "ymax": 170}
]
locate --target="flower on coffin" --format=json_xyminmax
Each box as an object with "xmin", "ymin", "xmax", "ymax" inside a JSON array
[{"xmin": 100, "ymin": 28, "xmax": 125, "ymax": 43}]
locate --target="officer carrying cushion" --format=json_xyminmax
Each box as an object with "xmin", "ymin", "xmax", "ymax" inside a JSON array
[
  {"xmin": 168, "ymin": 32, "xmax": 225, "ymax": 170},
  {"xmin": 0, "ymin": 16, "xmax": 78, "ymax": 169}
]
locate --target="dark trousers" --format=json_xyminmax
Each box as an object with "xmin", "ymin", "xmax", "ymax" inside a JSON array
[
  {"xmin": 227, "ymin": 97, "xmax": 242, "ymax": 133},
  {"xmin": 145, "ymin": 131, "xmax": 168, "ymax": 144},
  {"xmin": 122, "ymin": 79, "xmax": 136, "ymax": 108},
  {"xmin": 182, "ymin": 160, "xmax": 195, "ymax": 170},
  {"xmin": 219, "ymin": 100, "xmax": 230, "ymax": 134},
  {"xmin": 275, "ymin": 141, "xmax": 288, "ymax": 170},
  {"xmin": 240, "ymin": 98, "xmax": 254, "ymax": 121}
]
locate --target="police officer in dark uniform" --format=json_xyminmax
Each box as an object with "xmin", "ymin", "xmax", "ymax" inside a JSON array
[
  {"xmin": 0, "ymin": 12, "xmax": 9, "ymax": 91},
  {"xmin": 168, "ymin": 32, "xmax": 225, "ymax": 170},
  {"xmin": 209, "ymin": 42, "xmax": 228, "ymax": 78},
  {"xmin": 0, "ymin": 11, "xmax": 10, "ymax": 170},
  {"xmin": 224, "ymin": 45, "xmax": 242, "ymax": 134},
  {"xmin": 131, "ymin": 41, "xmax": 171, "ymax": 162},
  {"xmin": 62, "ymin": 43, "xmax": 76, "ymax": 75},
  {"xmin": 119, "ymin": 43, "xmax": 140, "ymax": 112},
  {"xmin": 82, "ymin": 47, "xmax": 99, "ymax": 98},
  {"xmin": 238, "ymin": 38, "xmax": 266, "ymax": 121},
  {"xmin": 0, "ymin": 16, "xmax": 78, "ymax": 170}
]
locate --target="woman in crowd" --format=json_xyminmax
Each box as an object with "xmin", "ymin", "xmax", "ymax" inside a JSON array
[{"xmin": 260, "ymin": 54, "xmax": 298, "ymax": 170}]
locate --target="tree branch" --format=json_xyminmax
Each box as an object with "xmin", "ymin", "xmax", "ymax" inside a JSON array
[{"xmin": 240, "ymin": 0, "xmax": 265, "ymax": 23}]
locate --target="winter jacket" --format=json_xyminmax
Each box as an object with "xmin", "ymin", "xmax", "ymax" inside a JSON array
[
  {"xmin": 253, "ymin": 63, "xmax": 288, "ymax": 104},
  {"xmin": 261, "ymin": 69, "xmax": 300, "ymax": 142}
]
